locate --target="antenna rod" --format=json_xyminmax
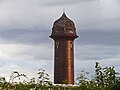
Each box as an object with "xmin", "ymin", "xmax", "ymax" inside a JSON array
[{"xmin": 63, "ymin": 8, "xmax": 65, "ymax": 13}]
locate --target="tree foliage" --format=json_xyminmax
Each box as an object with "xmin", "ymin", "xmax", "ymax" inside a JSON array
[
  {"xmin": 76, "ymin": 62, "xmax": 120, "ymax": 90},
  {"xmin": 0, "ymin": 62, "xmax": 120, "ymax": 90}
]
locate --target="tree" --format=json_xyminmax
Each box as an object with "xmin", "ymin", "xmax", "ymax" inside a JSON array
[
  {"xmin": 9, "ymin": 71, "xmax": 27, "ymax": 83},
  {"xmin": 37, "ymin": 68, "xmax": 52, "ymax": 86},
  {"xmin": 76, "ymin": 62, "xmax": 120, "ymax": 90}
]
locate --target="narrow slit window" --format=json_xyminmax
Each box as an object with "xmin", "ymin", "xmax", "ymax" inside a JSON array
[
  {"xmin": 70, "ymin": 42, "xmax": 73, "ymax": 49},
  {"xmin": 56, "ymin": 42, "xmax": 59, "ymax": 48}
]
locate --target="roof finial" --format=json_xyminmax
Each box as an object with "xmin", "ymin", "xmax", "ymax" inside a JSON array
[{"xmin": 63, "ymin": 8, "xmax": 65, "ymax": 14}]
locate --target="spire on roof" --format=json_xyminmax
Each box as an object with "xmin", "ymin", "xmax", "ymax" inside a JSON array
[{"xmin": 63, "ymin": 8, "xmax": 65, "ymax": 14}]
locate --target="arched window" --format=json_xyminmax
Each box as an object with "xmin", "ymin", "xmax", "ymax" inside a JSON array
[
  {"xmin": 68, "ymin": 41, "xmax": 73, "ymax": 50},
  {"xmin": 70, "ymin": 42, "xmax": 73, "ymax": 49},
  {"xmin": 56, "ymin": 42, "xmax": 59, "ymax": 48}
]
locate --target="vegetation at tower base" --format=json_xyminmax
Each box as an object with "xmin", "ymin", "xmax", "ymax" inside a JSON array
[
  {"xmin": 76, "ymin": 62, "xmax": 120, "ymax": 90},
  {"xmin": 0, "ymin": 62, "xmax": 120, "ymax": 90}
]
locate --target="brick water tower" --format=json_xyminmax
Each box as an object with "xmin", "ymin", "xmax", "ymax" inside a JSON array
[{"xmin": 50, "ymin": 13, "xmax": 78, "ymax": 84}]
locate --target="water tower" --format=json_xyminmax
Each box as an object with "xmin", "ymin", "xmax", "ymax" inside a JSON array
[{"xmin": 50, "ymin": 13, "xmax": 78, "ymax": 84}]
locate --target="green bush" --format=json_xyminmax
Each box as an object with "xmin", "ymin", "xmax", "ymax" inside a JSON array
[
  {"xmin": 0, "ymin": 62, "xmax": 120, "ymax": 90},
  {"xmin": 76, "ymin": 62, "xmax": 120, "ymax": 90}
]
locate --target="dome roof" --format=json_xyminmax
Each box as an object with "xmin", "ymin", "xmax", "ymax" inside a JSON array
[
  {"xmin": 53, "ymin": 13, "xmax": 75, "ymax": 29},
  {"xmin": 50, "ymin": 13, "xmax": 78, "ymax": 39}
]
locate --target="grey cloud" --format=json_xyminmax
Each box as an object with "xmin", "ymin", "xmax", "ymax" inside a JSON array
[
  {"xmin": 0, "ymin": 0, "xmax": 95, "ymax": 8},
  {"xmin": 0, "ymin": 28, "xmax": 51, "ymax": 44},
  {"xmin": 77, "ymin": 30, "xmax": 120, "ymax": 45},
  {"xmin": 81, "ymin": 17, "xmax": 120, "ymax": 31},
  {"xmin": 45, "ymin": 0, "xmax": 96, "ymax": 6},
  {"xmin": 75, "ymin": 45, "xmax": 120, "ymax": 61}
]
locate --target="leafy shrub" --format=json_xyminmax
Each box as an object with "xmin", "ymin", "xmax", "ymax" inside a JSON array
[
  {"xmin": 76, "ymin": 62, "xmax": 120, "ymax": 90},
  {"xmin": 0, "ymin": 62, "xmax": 120, "ymax": 90}
]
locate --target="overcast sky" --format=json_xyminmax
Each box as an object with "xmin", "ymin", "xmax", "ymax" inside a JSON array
[{"xmin": 0, "ymin": 0, "xmax": 120, "ymax": 82}]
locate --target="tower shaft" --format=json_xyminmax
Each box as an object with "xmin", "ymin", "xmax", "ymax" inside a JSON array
[{"xmin": 54, "ymin": 39, "xmax": 74, "ymax": 84}]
